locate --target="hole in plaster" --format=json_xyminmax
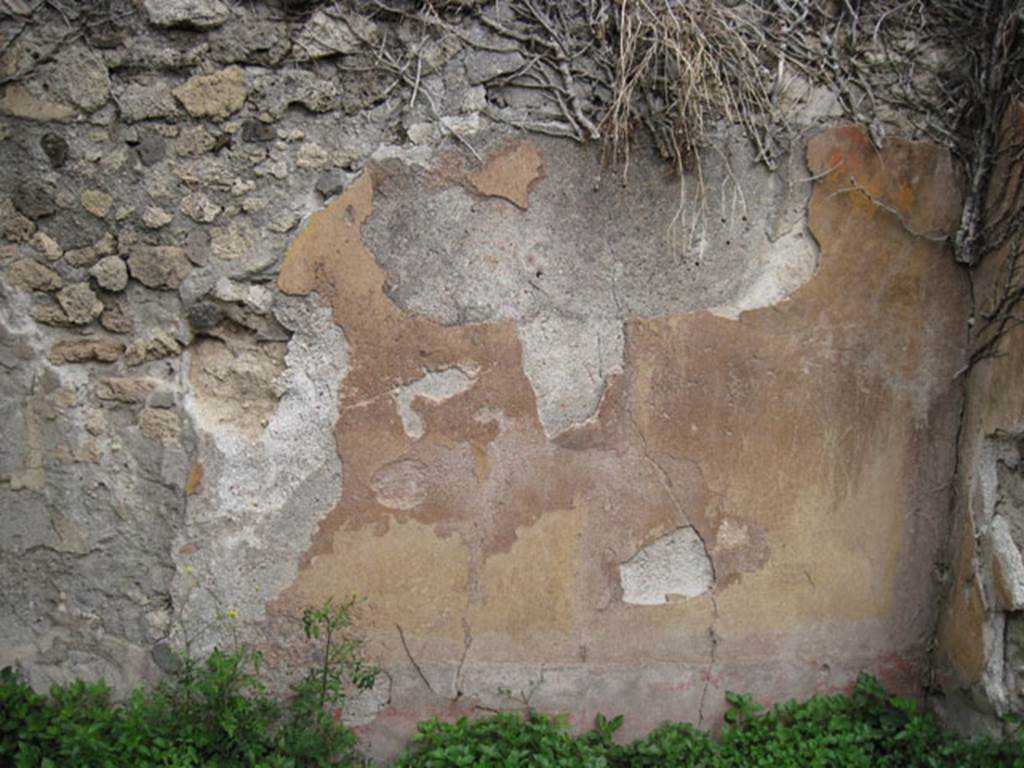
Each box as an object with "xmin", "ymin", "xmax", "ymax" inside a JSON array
[
  {"xmin": 188, "ymin": 320, "xmax": 289, "ymax": 437},
  {"xmin": 619, "ymin": 526, "xmax": 714, "ymax": 605},
  {"xmin": 393, "ymin": 366, "xmax": 478, "ymax": 439}
]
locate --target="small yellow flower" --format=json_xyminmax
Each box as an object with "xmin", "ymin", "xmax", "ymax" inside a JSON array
[
  {"xmin": 226, "ymin": 609, "xmax": 238, "ymax": 620},
  {"xmin": 184, "ymin": 566, "xmax": 193, "ymax": 574}
]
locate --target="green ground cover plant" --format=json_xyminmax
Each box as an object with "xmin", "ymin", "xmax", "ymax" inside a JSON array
[
  {"xmin": 2, "ymin": 603, "xmax": 1022, "ymax": 767},
  {"xmin": 0, "ymin": 597, "xmax": 377, "ymax": 768}
]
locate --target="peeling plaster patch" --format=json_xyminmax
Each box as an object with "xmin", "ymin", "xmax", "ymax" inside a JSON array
[
  {"xmin": 188, "ymin": 326, "xmax": 287, "ymax": 437},
  {"xmin": 708, "ymin": 151, "xmax": 819, "ymax": 319},
  {"xmin": 362, "ymin": 134, "xmax": 819, "ymax": 439},
  {"xmin": 517, "ymin": 315, "xmax": 623, "ymax": 437},
  {"xmin": 394, "ymin": 366, "xmax": 477, "ymax": 439},
  {"xmin": 179, "ymin": 294, "xmax": 347, "ymax": 621},
  {"xmin": 620, "ymin": 527, "xmax": 713, "ymax": 605},
  {"xmin": 464, "ymin": 141, "xmax": 544, "ymax": 210},
  {"xmin": 371, "ymin": 459, "xmax": 429, "ymax": 510}
]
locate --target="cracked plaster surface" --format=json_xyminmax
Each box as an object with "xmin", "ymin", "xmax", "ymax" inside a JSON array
[{"xmin": 272, "ymin": 125, "xmax": 967, "ymax": 754}]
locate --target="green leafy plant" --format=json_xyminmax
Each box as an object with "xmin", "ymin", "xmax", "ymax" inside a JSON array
[
  {"xmin": 4, "ymin": 647, "xmax": 1024, "ymax": 767},
  {"xmin": 278, "ymin": 596, "xmax": 379, "ymax": 766},
  {"xmin": 397, "ymin": 710, "xmax": 612, "ymax": 768},
  {"xmin": 0, "ymin": 597, "xmax": 379, "ymax": 767}
]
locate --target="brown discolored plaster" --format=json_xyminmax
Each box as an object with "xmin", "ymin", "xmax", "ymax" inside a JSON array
[{"xmin": 277, "ymin": 124, "xmax": 966, "ymax": 735}]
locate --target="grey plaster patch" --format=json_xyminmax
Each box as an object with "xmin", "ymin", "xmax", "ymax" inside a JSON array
[
  {"xmin": 178, "ymin": 294, "xmax": 347, "ymax": 625},
  {"xmin": 363, "ymin": 133, "xmax": 817, "ymax": 325},
  {"xmin": 394, "ymin": 366, "xmax": 478, "ymax": 439},
  {"xmin": 362, "ymin": 133, "xmax": 817, "ymax": 436},
  {"xmin": 517, "ymin": 315, "xmax": 623, "ymax": 437},
  {"xmin": 619, "ymin": 527, "xmax": 714, "ymax": 605}
]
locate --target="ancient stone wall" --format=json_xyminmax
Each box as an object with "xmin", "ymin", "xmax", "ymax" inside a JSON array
[
  {"xmin": 934, "ymin": 104, "xmax": 1024, "ymax": 737},
  {"xmin": 0, "ymin": 0, "xmax": 977, "ymax": 758}
]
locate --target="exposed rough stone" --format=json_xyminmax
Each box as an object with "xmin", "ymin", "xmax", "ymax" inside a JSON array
[
  {"xmin": 80, "ymin": 190, "xmax": 113, "ymax": 219},
  {"xmin": 293, "ymin": 9, "xmax": 378, "ymax": 60},
  {"xmin": 296, "ymin": 142, "xmax": 330, "ymax": 170},
  {"xmin": 99, "ymin": 302, "xmax": 133, "ymax": 334},
  {"xmin": 209, "ymin": 221, "xmax": 250, "ymax": 261},
  {"xmin": 95, "ymin": 377, "xmax": 157, "ymax": 404},
  {"xmin": 315, "ymin": 170, "xmax": 349, "ymax": 198},
  {"xmin": 127, "ymin": 246, "xmax": 192, "ymax": 290},
  {"xmin": 1, "ymin": 197, "xmax": 35, "ymax": 241},
  {"xmin": 619, "ymin": 528, "xmax": 714, "ymax": 605},
  {"xmin": 47, "ymin": 44, "xmax": 111, "ymax": 113},
  {"xmin": 465, "ymin": 49, "xmax": 528, "ymax": 85},
  {"xmin": 40, "ymin": 133, "xmax": 69, "ymax": 168},
  {"xmin": 138, "ymin": 407, "xmax": 180, "ymax": 444},
  {"xmin": 89, "ymin": 256, "xmax": 129, "ymax": 292},
  {"xmin": 142, "ymin": 0, "xmax": 231, "ymax": 29},
  {"xmin": 173, "ymin": 67, "xmax": 248, "ymax": 121},
  {"xmin": 240, "ymin": 119, "xmax": 275, "ymax": 143},
  {"xmin": 30, "ymin": 231, "xmax": 62, "ymax": 261},
  {"xmin": 124, "ymin": 331, "xmax": 182, "ymax": 367},
  {"xmin": 991, "ymin": 515, "xmax": 1024, "ymax": 611},
  {"xmin": 149, "ymin": 389, "xmax": 176, "ymax": 409},
  {"xmin": 180, "ymin": 191, "xmax": 222, "ymax": 223},
  {"xmin": 115, "ymin": 80, "xmax": 179, "ymax": 123},
  {"xmin": 65, "ymin": 233, "xmax": 116, "ymax": 269},
  {"xmin": 0, "ymin": 83, "xmax": 74, "ymax": 122},
  {"xmin": 30, "ymin": 302, "xmax": 70, "ymax": 326},
  {"xmin": 250, "ymin": 69, "xmax": 338, "ymax": 118},
  {"xmin": 187, "ymin": 301, "xmax": 224, "ymax": 329},
  {"xmin": 48, "ymin": 337, "xmax": 124, "ymax": 364},
  {"xmin": 7, "ymin": 259, "xmax": 62, "ymax": 292},
  {"xmin": 56, "ymin": 283, "xmax": 104, "ymax": 325},
  {"xmin": 13, "ymin": 183, "xmax": 56, "ymax": 220},
  {"xmin": 188, "ymin": 324, "xmax": 286, "ymax": 435},
  {"xmin": 212, "ymin": 276, "xmax": 272, "ymax": 310},
  {"xmin": 142, "ymin": 206, "xmax": 174, "ymax": 230},
  {"xmin": 174, "ymin": 125, "xmax": 218, "ymax": 157},
  {"xmin": 184, "ymin": 229, "xmax": 210, "ymax": 266},
  {"xmin": 209, "ymin": 20, "xmax": 291, "ymax": 66},
  {"xmin": 136, "ymin": 135, "xmax": 167, "ymax": 166},
  {"xmin": 406, "ymin": 122, "xmax": 437, "ymax": 145}
]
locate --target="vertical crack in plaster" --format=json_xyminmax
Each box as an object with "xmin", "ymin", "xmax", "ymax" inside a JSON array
[
  {"xmin": 397, "ymin": 622, "xmax": 439, "ymax": 697},
  {"xmin": 626, "ymin": 402, "xmax": 720, "ymax": 727},
  {"xmin": 453, "ymin": 617, "xmax": 473, "ymax": 699},
  {"xmin": 394, "ymin": 366, "xmax": 478, "ymax": 439},
  {"xmin": 518, "ymin": 315, "xmax": 624, "ymax": 438}
]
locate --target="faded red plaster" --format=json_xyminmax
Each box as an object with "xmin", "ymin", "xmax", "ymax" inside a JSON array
[{"xmin": 275, "ymin": 126, "xmax": 967, "ymax": 732}]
